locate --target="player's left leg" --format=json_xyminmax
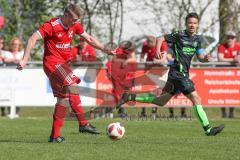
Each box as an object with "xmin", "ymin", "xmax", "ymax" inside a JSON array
[
  {"xmin": 185, "ymin": 91, "xmax": 224, "ymax": 136},
  {"xmin": 117, "ymin": 79, "xmax": 174, "ymax": 109},
  {"xmin": 116, "ymin": 88, "xmax": 174, "ymax": 109},
  {"xmin": 64, "ymin": 84, "xmax": 100, "ymax": 134}
]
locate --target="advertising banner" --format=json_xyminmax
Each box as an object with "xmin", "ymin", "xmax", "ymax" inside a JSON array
[
  {"xmin": 0, "ymin": 67, "xmax": 239, "ymax": 107},
  {"xmin": 96, "ymin": 68, "xmax": 240, "ymax": 107},
  {"xmin": 0, "ymin": 68, "xmax": 96, "ymax": 107}
]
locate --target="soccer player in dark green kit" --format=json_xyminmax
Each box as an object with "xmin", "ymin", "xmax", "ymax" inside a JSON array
[{"xmin": 117, "ymin": 12, "xmax": 224, "ymax": 136}]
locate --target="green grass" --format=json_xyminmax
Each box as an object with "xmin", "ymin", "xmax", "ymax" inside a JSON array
[{"xmin": 0, "ymin": 116, "xmax": 240, "ymax": 160}]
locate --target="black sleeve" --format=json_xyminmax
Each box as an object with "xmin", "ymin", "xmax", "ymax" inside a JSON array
[
  {"xmin": 197, "ymin": 35, "xmax": 204, "ymax": 49},
  {"xmin": 164, "ymin": 31, "xmax": 178, "ymax": 44}
]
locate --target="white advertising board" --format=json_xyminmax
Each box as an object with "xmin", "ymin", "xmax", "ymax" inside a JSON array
[{"xmin": 0, "ymin": 68, "xmax": 96, "ymax": 107}]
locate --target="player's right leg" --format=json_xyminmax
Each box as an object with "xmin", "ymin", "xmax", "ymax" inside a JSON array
[
  {"xmin": 48, "ymin": 98, "xmax": 68, "ymax": 143},
  {"xmin": 45, "ymin": 65, "xmax": 70, "ymax": 143}
]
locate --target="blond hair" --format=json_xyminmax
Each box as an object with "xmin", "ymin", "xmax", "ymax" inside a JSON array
[
  {"xmin": 64, "ymin": 4, "xmax": 82, "ymax": 18},
  {"xmin": 9, "ymin": 37, "xmax": 23, "ymax": 52}
]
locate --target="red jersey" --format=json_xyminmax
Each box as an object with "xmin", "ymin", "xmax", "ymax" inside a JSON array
[
  {"xmin": 72, "ymin": 45, "xmax": 96, "ymax": 61},
  {"xmin": 141, "ymin": 41, "xmax": 167, "ymax": 61},
  {"xmin": 218, "ymin": 43, "xmax": 240, "ymax": 59},
  {"xmin": 37, "ymin": 18, "xmax": 84, "ymax": 65},
  {"xmin": 106, "ymin": 48, "xmax": 127, "ymax": 72},
  {"xmin": 106, "ymin": 47, "xmax": 136, "ymax": 82},
  {"xmin": 106, "ymin": 47, "xmax": 130, "ymax": 70}
]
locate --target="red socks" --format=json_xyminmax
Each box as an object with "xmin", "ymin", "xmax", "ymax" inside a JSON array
[
  {"xmin": 50, "ymin": 95, "xmax": 88, "ymax": 138},
  {"xmin": 69, "ymin": 94, "xmax": 88, "ymax": 126},
  {"xmin": 50, "ymin": 105, "xmax": 67, "ymax": 138}
]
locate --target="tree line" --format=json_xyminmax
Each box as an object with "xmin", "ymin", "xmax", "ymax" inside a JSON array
[{"xmin": 0, "ymin": 0, "xmax": 239, "ymax": 59}]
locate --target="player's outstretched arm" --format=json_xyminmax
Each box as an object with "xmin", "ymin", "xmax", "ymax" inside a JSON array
[
  {"xmin": 156, "ymin": 37, "xmax": 165, "ymax": 59},
  {"xmin": 80, "ymin": 32, "xmax": 113, "ymax": 55},
  {"xmin": 17, "ymin": 32, "xmax": 41, "ymax": 70},
  {"xmin": 153, "ymin": 51, "xmax": 167, "ymax": 64}
]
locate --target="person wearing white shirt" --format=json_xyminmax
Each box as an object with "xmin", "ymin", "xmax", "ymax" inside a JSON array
[
  {"xmin": 0, "ymin": 36, "xmax": 12, "ymax": 116},
  {"xmin": 2, "ymin": 37, "xmax": 24, "ymax": 64},
  {"xmin": 1, "ymin": 37, "xmax": 24, "ymax": 117}
]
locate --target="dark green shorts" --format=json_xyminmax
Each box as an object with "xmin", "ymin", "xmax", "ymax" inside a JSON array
[{"xmin": 162, "ymin": 76, "xmax": 195, "ymax": 95}]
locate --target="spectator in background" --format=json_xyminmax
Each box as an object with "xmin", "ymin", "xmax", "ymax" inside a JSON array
[
  {"xmin": 140, "ymin": 35, "xmax": 168, "ymax": 63},
  {"xmin": 217, "ymin": 30, "xmax": 240, "ymax": 118},
  {"xmin": 140, "ymin": 36, "xmax": 167, "ymax": 118},
  {"xmin": 0, "ymin": 36, "xmax": 11, "ymax": 116},
  {"xmin": 72, "ymin": 37, "xmax": 97, "ymax": 62},
  {"xmin": 1, "ymin": 37, "xmax": 24, "ymax": 117},
  {"xmin": 3, "ymin": 37, "xmax": 24, "ymax": 64}
]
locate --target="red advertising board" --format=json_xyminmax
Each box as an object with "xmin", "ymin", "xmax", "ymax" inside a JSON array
[
  {"xmin": 192, "ymin": 68, "xmax": 240, "ymax": 107},
  {"xmin": 96, "ymin": 68, "xmax": 240, "ymax": 107}
]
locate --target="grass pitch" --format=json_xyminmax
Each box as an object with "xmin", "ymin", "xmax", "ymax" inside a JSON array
[{"xmin": 0, "ymin": 114, "xmax": 240, "ymax": 160}]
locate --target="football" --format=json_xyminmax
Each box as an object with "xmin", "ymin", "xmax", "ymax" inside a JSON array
[{"xmin": 107, "ymin": 122, "xmax": 125, "ymax": 140}]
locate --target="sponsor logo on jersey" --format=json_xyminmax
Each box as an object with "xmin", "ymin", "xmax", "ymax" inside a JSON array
[
  {"xmin": 182, "ymin": 47, "xmax": 196, "ymax": 55},
  {"xmin": 56, "ymin": 43, "xmax": 70, "ymax": 49}
]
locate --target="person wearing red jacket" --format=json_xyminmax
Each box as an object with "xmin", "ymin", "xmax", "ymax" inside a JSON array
[{"xmin": 217, "ymin": 30, "xmax": 240, "ymax": 118}]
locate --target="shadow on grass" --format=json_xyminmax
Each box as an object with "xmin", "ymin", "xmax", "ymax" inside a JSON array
[
  {"xmin": 0, "ymin": 138, "xmax": 114, "ymax": 145},
  {"xmin": 0, "ymin": 139, "xmax": 47, "ymax": 144}
]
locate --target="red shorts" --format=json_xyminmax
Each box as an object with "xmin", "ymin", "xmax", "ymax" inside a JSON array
[{"xmin": 44, "ymin": 63, "xmax": 80, "ymax": 98}]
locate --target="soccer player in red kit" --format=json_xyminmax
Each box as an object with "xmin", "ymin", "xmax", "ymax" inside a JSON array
[
  {"xmin": 106, "ymin": 41, "xmax": 136, "ymax": 117},
  {"xmin": 17, "ymin": 4, "xmax": 113, "ymax": 143}
]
